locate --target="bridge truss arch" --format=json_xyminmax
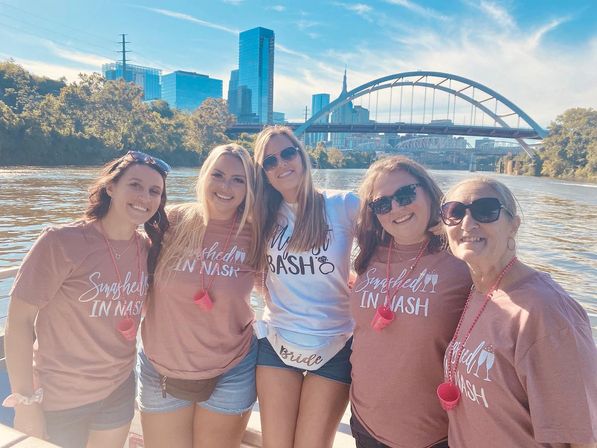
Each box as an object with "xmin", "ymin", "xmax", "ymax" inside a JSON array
[{"xmin": 295, "ymin": 71, "xmax": 547, "ymax": 157}]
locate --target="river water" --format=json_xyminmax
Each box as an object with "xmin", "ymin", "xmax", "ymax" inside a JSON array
[{"xmin": 0, "ymin": 167, "xmax": 596, "ymax": 337}]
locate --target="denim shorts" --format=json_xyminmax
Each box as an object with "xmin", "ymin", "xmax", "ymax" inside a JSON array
[
  {"xmin": 256, "ymin": 336, "xmax": 352, "ymax": 384},
  {"xmin": 137, "ymin": 337, "xmax": 257, "ymax": 415},
  {"xmin": 44, "ymin": 372, "xmax": 135, "ymax": 448}
]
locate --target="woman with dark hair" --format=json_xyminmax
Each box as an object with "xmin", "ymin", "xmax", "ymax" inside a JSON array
[
  {"xmin": 440, "ymin": 177, "xmax": 597, "ymax": 447},
  {"xmin": 349, "ymin": 156, "xmax": 471, "ymax": 448},
  {"xmin": 252, "ymin": 126, "xmax": 359, "ymax": 448},
  {"xmin": 3, "ymin": 151, "xmax": 169, "ymax": 448}
]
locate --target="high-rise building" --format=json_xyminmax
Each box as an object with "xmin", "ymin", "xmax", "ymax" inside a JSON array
[
  {"xmin": 102, "ymin": 62, "xmax": 161, "ymax": 101},
  {"xmin": 307, "ymin": 93, "xmax": 330, "ymax": 146},
  {"xmin": 161, "ymin": 71, "xmax": 222, "ymax": 112},
  {"xmin": 237, "ymin": 27, "xmax": 274, "ymax": 124},
  {"xmin": 272, "ymin": 112, "xmax": 286, "ymax": 124},
  {"xmin": 331, "ymin": 70, "xmax": 354, "ymax": 149},
  {"xmin": 227, "ymin": 69, "xmax": 239, "ymax": 115}
]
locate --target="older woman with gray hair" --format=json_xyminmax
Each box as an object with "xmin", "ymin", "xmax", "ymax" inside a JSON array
[{"xmin": 439, "ymin": 176, "xmax": 597, "ymax": 448}]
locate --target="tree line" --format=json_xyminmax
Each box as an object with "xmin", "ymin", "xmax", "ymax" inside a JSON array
[
  {"xmin": 1, "ymin": 60, "xmax": 594, "ymax": 178},
  {"xmin": 0, "ymin": 61, "xmax": 374, "ymax": 168}
]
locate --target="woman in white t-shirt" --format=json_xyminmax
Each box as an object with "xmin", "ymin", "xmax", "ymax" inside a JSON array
[{"xmin": 252, "ymin": 125, "xmax": 359, "ymax": 448}]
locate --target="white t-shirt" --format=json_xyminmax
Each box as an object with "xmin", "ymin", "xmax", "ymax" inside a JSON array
[{"xmin": 262, "ymin": 190, "xmax": 359, "ymax": 342}]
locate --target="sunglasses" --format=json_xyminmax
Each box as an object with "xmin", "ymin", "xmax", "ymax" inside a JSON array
[
  {"xmin": 125, "ymin": 151, "xmax": 171, "ymax": 177},
  {"xmin": 368, "ymin": 183, "xmax": 421, "ymax": 215},
  {"xmin": 262, "ymin": 146, "xmax": 299, "ymax": 172},
  {"xmin": 440, "ymin": 197, "xmax": 512, "ymax": 226}
]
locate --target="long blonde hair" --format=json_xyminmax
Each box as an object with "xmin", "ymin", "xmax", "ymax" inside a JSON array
[
  {"xmin": 253, "ymin": 126, "xmax": 327, "ymax": 259},
  {"xmin": 156, "ymin": 144, "xmax": 261, "ymax": 279},
  {"xmin": 354, "ymin": 156, "xmax": 446, "ymax": 274}
]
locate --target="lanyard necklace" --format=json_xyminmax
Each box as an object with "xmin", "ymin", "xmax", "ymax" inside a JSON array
[
  {"xmin": 193, "ymin": 213, "xmax": 238, "ymax": 311},
  {"xmin": 98, "ymin": 220, "xmax": 142, "ymax": 341},
  {"xmin": 371, "ymin": 238, "xmax": 429, "ymax": 331},
  {"xmin": 437, "ymin": 256, "xmax": 518, "ymax": 410}
]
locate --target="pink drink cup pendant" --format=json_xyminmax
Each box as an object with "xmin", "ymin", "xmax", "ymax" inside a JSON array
[
  {"xmin": 437, "ymin": 382, "xmax": 461, "ymax": 411},
  {"xmin": 371, "ymin": 305, "xmax": 395, "ymax": 331},
  {"xmin": 194, "ymin": 290, "xmax": 214, "ymax": 311},
  {"xmin": 117, "ymin": 317, "xmax": 137, "ymax": 341}
]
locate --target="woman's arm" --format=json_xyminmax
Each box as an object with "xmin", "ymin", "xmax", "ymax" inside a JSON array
[{"xmin": 4, "ymin": 297, "xmax": 45, "ymax": 439}]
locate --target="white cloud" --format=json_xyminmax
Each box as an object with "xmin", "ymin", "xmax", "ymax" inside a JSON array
[
  {"xmin": 0, "ymin": 54, "xmax": 91, "ymax": 82},
  {"xmin": 42, "ymin": 41, "xmax": 110, "ymax": 68},
  {"xmin": 222, "ymin": 0, "xmax": 244, "ymax": 4},
  {"xmin": 478, "ymin": 0, "xmax": 516, "ymax": 29},
  {"xmin": 334, "ymin": 2, "xmax": 373, "ymax": 17},
  {"xmin": 270, "ymin": 5, "xmax": 286, "ymax": 12},
  {"xmin": 384, "ymin": 0, "xmax": 449, "ymax": 21},
  {"xmin": 525, "ymin": 17, "xmax": 569, "ymax": 50},
  {"xmin": 144, "ymin": 7, "xmax": 239, "ymax": 34}
]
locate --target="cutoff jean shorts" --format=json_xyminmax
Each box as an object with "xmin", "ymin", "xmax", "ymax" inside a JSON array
[
  {"xmin": 137, "ymin": 336, "xmax": 257, "ymax": 415},
  {"xmin": 44, "ymin": 371, "xmax": 135, "ymax": 448},
  {"xmin": 256, "ymin": 336, "xmax": 352, "ymax": 384}
]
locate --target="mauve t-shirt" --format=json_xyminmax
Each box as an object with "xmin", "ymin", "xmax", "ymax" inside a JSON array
[
  {"xmin": 445, "ymin": 271, "xmax": 597, "ymax": 447},
  {"xmin": 10, "ymin": 221, "xmax": 149, "ymax": 411},
  {"xmin": 349, "ymin": 244, "xmax": 471, "ymax": 448},
  {"xmin": 142, "ymin": 214, "xmax": 256, "ymax": 379}
]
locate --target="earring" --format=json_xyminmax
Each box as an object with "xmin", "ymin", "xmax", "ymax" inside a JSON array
[
  {"xmin": 507, "ymin": 237, "xmax": 516, "ymax": 251},
  {"xmin": 152, "ymin": 210, "xmax": 162, "ymax": 226}
]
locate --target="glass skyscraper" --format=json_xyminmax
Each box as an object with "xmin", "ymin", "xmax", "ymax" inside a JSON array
[
  {"xmin": 161, "ymin": 71, "xmax": 222, "ymax": 112},
  {"xmin": 102, "ymin": 62, "xmax": 161, "ymax": 101},
  {"xmin": 307, "ymin": 93, "xmax": 330, "ymax": 146},
  {"xmin": 237, "ymin": 27, "xmax": 274, "ymax": 124}
]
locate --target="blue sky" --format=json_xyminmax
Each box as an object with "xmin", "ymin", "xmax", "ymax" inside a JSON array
[{"xmin": 1, "ymin": 0, "xmax": 596, "ymax": 125}]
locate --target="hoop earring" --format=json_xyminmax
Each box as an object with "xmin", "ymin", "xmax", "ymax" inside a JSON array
[
  {"xmin": 152, "ymin": 210, "xmax": 162, "ymax": 226},
  {"xmin": 507, "ymin": 236, "xmax": 516, "ymax": 251}
]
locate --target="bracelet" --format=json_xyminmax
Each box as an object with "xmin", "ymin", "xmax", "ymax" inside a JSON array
[{"xmin": 2, "ymin": 388, "xmax": 43, "ymax": 407}]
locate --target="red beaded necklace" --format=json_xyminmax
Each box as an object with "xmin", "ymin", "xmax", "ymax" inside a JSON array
[
  {"xmin": 98, "ymin": 221, "xmax": 142, "ymax": 341},
  {"xmin": 193, "ymin": 213, "xmax": 238, "ymax": 311},
  {"xmin": 437, "ymin": 256, "xmax": 518, "ymax": 410},
  {"xmin": 370, "ymin": 239, "xmax": 429, "ymax": 331}
]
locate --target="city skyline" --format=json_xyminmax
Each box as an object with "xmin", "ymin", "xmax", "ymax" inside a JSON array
[{"xmin": 1, "ymin": 0, "xmax": 596, "ymax": 125}]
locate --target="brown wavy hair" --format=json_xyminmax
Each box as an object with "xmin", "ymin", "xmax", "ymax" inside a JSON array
[
  {"xmin": 84, "ymin": 154, "xmax": 169, "ymax": 281},
  {"xmin": 354, "ymin": 156, "xmax": 445, "ymax": 275}
]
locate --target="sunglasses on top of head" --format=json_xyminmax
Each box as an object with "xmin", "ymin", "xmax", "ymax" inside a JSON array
[
  {"xmin": 368, "ymin": 183, "xmax": 422, "ymax": 215},
  {"xmin": 124, "ymin": 151, "xmax": 171, "ymax": 177},
  {"xmin": 440, "ymin": 197, "xmax": 512, "ymax": 226},
  {"xmin": 262, "ymin": 146, "xmax": 299, "ymax": 172}
]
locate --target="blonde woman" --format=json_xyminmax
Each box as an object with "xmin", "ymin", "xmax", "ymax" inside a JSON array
[
  {"xmin": 137, "ymin": 144, "xmax": 261, "ymax": 448},
  {"xmin": 252, "ymin": 126, "xmax": 359, "ymax": 448}
]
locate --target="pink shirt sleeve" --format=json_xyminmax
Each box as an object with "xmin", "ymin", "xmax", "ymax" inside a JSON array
[
  {"xmin": 517, "ymin": 324, "xmax": 597, "ymax": 444},
  {"xmin": 10, "ymin": 227, "xmax": 73, "ymax": 308}
]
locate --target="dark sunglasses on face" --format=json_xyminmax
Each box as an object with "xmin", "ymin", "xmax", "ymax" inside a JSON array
[
  {"xmin": 440, "ymin": 197, "xmax": 512, "ymax": 226},
  {"xmin": 368, "ymin": 183, "xmax": 422, "ymax": 215},
  {"xmin": 125, "ymin": 151, "xmax": 171, "ymax": 177},
  {"xmin": 262, "ymin": 146, "xmax": 299, "ymax": 172}
]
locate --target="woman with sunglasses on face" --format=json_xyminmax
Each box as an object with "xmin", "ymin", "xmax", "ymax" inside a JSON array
[
  {"xmin": 3, "ymin": 151, "xmax": 169, "ymax": 448},
  {"xmin": 137, "ymin": 144, "xmax": 262, "ymax": 448},
  {"xmin": 439, "ymin": 177, "xmax": 597, "ymax": 448},
  {"xmin": 348, "ymin": 156, "xmax": 471, "ymax": 448},
  {"xmin": 252, "ymin": 126, "xmax": 359, "ymax": 448}
]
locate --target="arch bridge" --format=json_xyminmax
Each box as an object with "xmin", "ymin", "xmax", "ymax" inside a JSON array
[{"xmin": 230, "ymin": 71, "xmax": 547, "ymax": 158}]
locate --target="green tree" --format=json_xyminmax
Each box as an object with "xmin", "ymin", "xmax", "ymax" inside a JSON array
[
  {"xmin": 186, "ymin": 98, "xmax": 235, "ymax": 157},
  {"xmin": 540, "ymin": 108, "xmax": 597, "ymax": 179},
  {"xmin": 327, "ymin": 147, "xmax": 344, "ymax": 168}
]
